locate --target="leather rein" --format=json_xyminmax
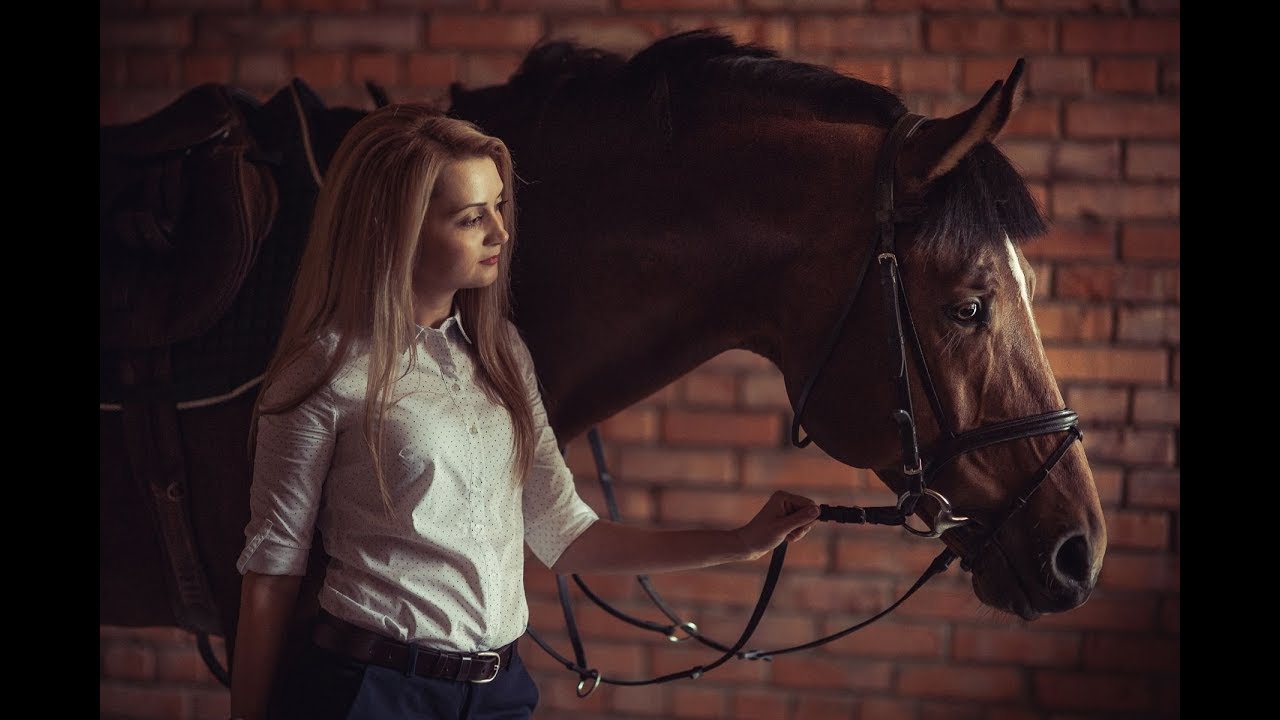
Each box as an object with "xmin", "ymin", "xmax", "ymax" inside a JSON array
[{"xmin": 527, "ymin": 111, "xmax": 1084, "ymax": 697}]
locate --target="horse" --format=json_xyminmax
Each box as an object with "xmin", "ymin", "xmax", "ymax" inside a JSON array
[{"xmin": 99, "ymin": 29, "xmax": 1107, "ymax": 689}]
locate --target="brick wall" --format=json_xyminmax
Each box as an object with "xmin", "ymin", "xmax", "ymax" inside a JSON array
[{"xmin": 100, "ymin": 1, "xmax": 1180, "ymax": 719}]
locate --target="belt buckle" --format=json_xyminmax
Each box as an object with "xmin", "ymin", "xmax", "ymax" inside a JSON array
[{"xmin": 472, "ymin": 651, "xmax": 501, "ymax": 683}]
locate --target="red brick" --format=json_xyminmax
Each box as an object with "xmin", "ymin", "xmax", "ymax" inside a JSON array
[
  {"xmin": 637, "ymin": 565, "xmax": 770, "ymax": 606},
  {"xmin": 127, "ymin": 50, "xmax": 181, "ymax": 87},
  {"xmin": 926, "ymin": 18, "xmax": 1053, "ymax": 53},
  {"xmin": 293, "ymin": 51, "xmax": 348, "ymax": 89},
  {"xmin": 1084, "ymin": 428, "xmax": 1177, "ymax": 466},
  {"xmin": 773, "ymin": 573, "xmax": 897, "ymax": 615},
  {"xmin": 650, "ymin": 644, "xmax": 769, "ymax": 684},
  {"xmin": 549, "ymin": 17, "xmax": 667, "ymax": 55},
  {"xmin": 668, "ymin": 16, "xmax": 795, "ymax": 53},
  {"xmin": 953, "ymin": 627, "xmax": 1081, "ymax": 666},
  {"xmin": 236, "ymin": 51, "xmax": 290, "ymax": 89},
  {"xmin": 659, "ymin": 488, "xmax": 773, "ymax": 526},
  {"xmin": 1117, "ymin": 306, "xmax": 1178, "ymax": 344},
  {"xmin": 772, "ymin": 655, "xmax": 893, "ymax": 691},
  {"xmin": 796, "ymin": 16, "xmax": 921, "ymax": 52},
  {"xmin": 102, "ymin": 0, "xmax": 147, "ymax": 10},
  {"xmin": 741, "ymin": 448, "xmax": 871, "ymax": 491},
  {"xmin": 1090, "ymin": 464, "xmax": 1124, "ymax": 506},
  {"xmin": 351, "ymin": 52, "xmax": 403, "ymax": 88},
  {"xmin": 622, "ymin": 0, "xmax": 738, "ymax": 8},
  {"xmin": 1126, "ymin": 142, "xmax": 1179, "ymax": 180},
  {"xmin": 1056, "ymin": 265, "xmax": 1179, "ymax": 302},
  {"xmin": 1045, "ymin": 347, "xmax": 1167, "ymax": 384},
  {"xmin": 102, "ymin": 51, "xmax": 127, "ymax": 88},
  {"xmin": 679, "ymin": 372, "xmax": 737, "ymax": 407},
  {"xmin": 933, "ymin": 98, "xmax": 1059, "ymax": 139},
  {"xmin": 1097, "ymin": 552, "xmax": 1179, "ymax": 592},
  {"xmin": 194, "ymin": 15, "xmax": 305, "ymax": 49},
  {"xmin": 429, "ymin": 14, "xmax": 545, "ymax": 50},
  {"xmin": 900, "ymin": 56, "xmax": 955, "ymax": 93},
  {"xmin": 898, "ymin": 665, "xmax": 1024, "ymax": 701},
  {"xmin": 1026, "ymin": 223, "xmax": 1116, "ymax": 260},
  {"xmin": 101, "ymin": 643, "xmax": 157, "ymax": 680},
  {"xmin": 740, "ymin": 372, "xmax": 789, "ymax": 410},
  {"xmin": 500, "ymin": 0, "xmax": 604, "ymax": 9},
  {"xmin": 662, "ymin": 410, "xmax": 781, "ymax": 447},
  {"xmin": 668, "ymin": 685, "xmax": 729, "ymax": 719},
  {"xmin": 1102, "ymin": 508, "xmax": 1171, "ymax": 550},
  {"xmin": 1128, "ymin": 469, "xmax": 1179, "ymax": 508},
  {"xmin": 156, "ymin": 646, "xmax": 223, "ymax": 683},
  {"xmin": 1051, "ymin": 183, "xmax": 1179, "ymax": 221},
  {"xmin": 1033, "ymin": 671, "xmax": 1154, "ymax": 712},
  {"xmin": 99, "ymin": 684, "xmax": 189, "ymax": 720},
  {"xmin": 690, "ymin": 607, "xmax": 821, "ymax": 648},
  {"xmin": 1035, "ymin": 593, "xmax": 1158, "ymax": 630},
  {"xmin": 857, "ymin": 697, "xmax": 916, "ymax": 720},
  {"xmin": 1159, "ymin": 596, "xmax": 1179, "ymax": 632},
  {"xmin": 816, "ymin": 619, "xmax": 946, "ymax": 659},
  {"xmin": 262, "ymin": 0, "xmax": 375, "ymax": 8},
  {"xmin": 873, "ymin": 0, "xmax": 995, "ymax": 8},
  {"xmin": 1062, "ymin": 18, "xmax": 1180, "ymax": 54},
  {"xmin": 1082, "ymin": 633, "xmax": 1179, "ymax": 673},
  {"xmin": 1052, "ymin": 141, "xmax": 1121, "ymax": 180},
  {"xmin": 1120, "ymin": 223, "xmax": 1179, "ymax": 261},
  {"xmin": 1161, "ymin": 58, "xmax": 1179, "ymax": 93},
  {"xmin": 619, "ymin": 447, "xmax": 736, "ymax": 484},
  {"xmin": 1063, "ymin": 386, "xmax": 1128, "ymax": 423},
  {"xmin": 182, "ymin": 53, "xmax": 234, "ymax": 85},
  {"xmin": 407, "ymin": 52, "xmax": 460, "ymax": 87},
  {"xmin": 835, "ymin": 537, "xmax": 950, "ymax": 576},
  {"xmin": 999, "ymin": 140, "xmax": 1051, "ymax": 179},
  {"xmin": 312, "ymin": 14, "xmax": 422, "ymax": 50},
  {"xmin": 611, "ymin": 682, "xmax": 670, "ymax": 716},
  {"xmin": 1034, "ymin": 302, "xmax": 1113, "ymax": 342},
  {"xmin": 731, "ymin": 689, "xmax": 789, "ymax": 720},
  {"xmin": 1095, "ymin": 58, "xmax": 1159, "ymax": 94},
  {"xmin": 461, "ymin": 53, "xmax": 525, "ymax": 87},
  {"xmin": 833, "ymin": 57, "xmax": 897, "ymax": 89},
  {"xmin": 1066, "ymin": 101, "xmax": 1180, "ymax": 139},
  {"xmin": 1028, "ymin": 57, "xmax": 1090, "ymax": 96},
  {"xmin": 599, "ymin": 406, "xmax": 660, "ymax": 443},
  {"xmin": 191, "ymin": 688, "xmax": 233, "ymax": 720},
  {"xmin": 890, "ymin": 575, "xmax": 1016, "ymax": 623},
  {"xmin": 794, "ymin": 694, "xmax": 858, "ymax": 718},
  {"xmin": 101, "ymin": 17, "xmax": 193, "ymax": 48}
]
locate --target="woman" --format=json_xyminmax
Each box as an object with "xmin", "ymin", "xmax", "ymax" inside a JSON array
[{"xmin": 229, "ymin": 103, "xmax": 820, "ymax": 720}]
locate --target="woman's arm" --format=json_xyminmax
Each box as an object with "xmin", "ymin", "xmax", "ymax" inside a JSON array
[
  {"xmin": 229, "ymin": 571, "xmax": 304, "ymax": 720},
  {"xmin": 551, "ymin": 490, "xmax": 820, "ymax": 575}
]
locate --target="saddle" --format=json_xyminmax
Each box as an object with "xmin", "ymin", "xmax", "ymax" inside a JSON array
[{"xmin": 100, "ymin": 82, "xmax": 278, "ymax": 352}]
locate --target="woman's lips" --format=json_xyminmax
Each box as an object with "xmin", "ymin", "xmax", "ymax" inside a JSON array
[{"xmin": 480, "ymin": 255, "xmax": 500, "ymax": 265}]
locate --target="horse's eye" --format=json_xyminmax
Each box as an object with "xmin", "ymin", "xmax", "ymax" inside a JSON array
[{"xmin": 949, "ymin": 299, "xmax": 985, "ymax": 324}]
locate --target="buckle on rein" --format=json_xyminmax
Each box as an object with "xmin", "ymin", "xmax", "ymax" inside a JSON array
[{"xmin": 899, "ymin": 488, "xmax": 970, "ymax": 539}]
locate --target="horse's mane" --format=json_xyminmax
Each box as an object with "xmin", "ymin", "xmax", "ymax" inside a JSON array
[{"xmin": 450, "ymin": 29, "xmax": 1047, "ymax": 256}]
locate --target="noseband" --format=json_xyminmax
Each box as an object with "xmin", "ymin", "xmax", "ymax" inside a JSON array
[{"xmin": 528, "ymin": 111, "xmax": 1085, "ymax": 694}]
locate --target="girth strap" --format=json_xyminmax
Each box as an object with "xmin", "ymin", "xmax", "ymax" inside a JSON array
[{"xmin": 115, "ymin": 346, "xmax": 222, "ymax": 636}]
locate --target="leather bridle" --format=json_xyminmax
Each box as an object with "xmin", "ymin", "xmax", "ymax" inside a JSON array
[{"xmin": 528, "ymin": 111, "xmax": 1085, "ymax": 696}]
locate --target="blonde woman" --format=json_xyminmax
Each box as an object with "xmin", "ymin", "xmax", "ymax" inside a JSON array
[{"xmin": 229, "ymin": 103, "xmax": 820, "ymax": 720}]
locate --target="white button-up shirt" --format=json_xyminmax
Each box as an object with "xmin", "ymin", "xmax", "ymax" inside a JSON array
[{"xmin": 236, "ymin": 312, "xmax": 598, "ymax": 652}]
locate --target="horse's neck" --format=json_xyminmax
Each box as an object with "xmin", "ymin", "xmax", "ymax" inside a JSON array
[{"xmin": 508, "ymin": 119, "xmax": 879, "ymax": 443}]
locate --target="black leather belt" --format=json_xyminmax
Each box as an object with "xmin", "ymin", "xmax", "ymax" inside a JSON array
[{"xmin": 312, "ymin": 610, "xmax": 515, "ymax": 684}]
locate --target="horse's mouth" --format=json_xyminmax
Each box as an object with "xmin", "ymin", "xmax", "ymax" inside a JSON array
[{"xmin": 944, "ymin": 526, "xmax": 1043, "ymax": 621}]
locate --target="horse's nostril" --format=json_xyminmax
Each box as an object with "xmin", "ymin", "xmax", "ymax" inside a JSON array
[{"xmin": 1053, "ymin": 533, "xmax": 1092, "ymax": 588}]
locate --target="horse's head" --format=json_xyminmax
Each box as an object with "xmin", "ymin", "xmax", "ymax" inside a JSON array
[
  {"xmin": 783, "ymin": 61, "xmax": 1106, "ymax": 620},
  {"xmin": 446, "ymin": 30, "xmax": 1105, "ymax": 621}
]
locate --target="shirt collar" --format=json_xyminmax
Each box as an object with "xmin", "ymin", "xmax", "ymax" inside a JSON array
[{"xmin": 415, "ymin": 306, "xmax": 474, "ymax": 345}]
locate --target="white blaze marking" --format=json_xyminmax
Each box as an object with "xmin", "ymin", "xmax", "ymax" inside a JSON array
[{"xmin": 1004, "ymin": 236, "xmax": 1040, "ymax": 341}]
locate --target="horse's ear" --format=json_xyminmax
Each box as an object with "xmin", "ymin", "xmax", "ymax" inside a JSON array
[{"xmin": 898, "ymin": 58, "xmax": 1026, "ymax": 193}]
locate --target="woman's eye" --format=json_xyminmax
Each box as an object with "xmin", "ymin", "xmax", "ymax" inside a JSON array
[
  {"xmin": 461, "ymin": 215, "xmax": 483, "ymax": 228},
  {"xmin": 949, "ymin": 299, "xmax": 986, "ymax": 324}
]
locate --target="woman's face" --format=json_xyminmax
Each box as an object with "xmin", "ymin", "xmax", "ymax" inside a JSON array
[{"xmin": 414, "ymin": 155, "xmax": 509, "ymax": 300}]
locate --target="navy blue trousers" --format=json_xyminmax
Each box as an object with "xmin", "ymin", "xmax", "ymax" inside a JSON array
[{"xmin": 272, "ymin": 639, "xmax": 540, "ymax": 720}]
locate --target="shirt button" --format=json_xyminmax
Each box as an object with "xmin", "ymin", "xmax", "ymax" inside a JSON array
[
  {"xmin": 469, "ymin": 425, "xmax": 478, "ymax": 435},
  {"xmin": 452, "ymin": 383, "xmax": 461, "ymax": 392}
]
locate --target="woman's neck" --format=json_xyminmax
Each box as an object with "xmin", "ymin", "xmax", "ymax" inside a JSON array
[{"xmin": 414, "ymin": 292, "xmax": 456, "ymax": 329}]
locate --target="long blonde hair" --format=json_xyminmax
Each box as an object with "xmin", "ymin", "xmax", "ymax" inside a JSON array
[{"xmin": 251, "ymin": 103, "xmax": 536, "ymax": 509}]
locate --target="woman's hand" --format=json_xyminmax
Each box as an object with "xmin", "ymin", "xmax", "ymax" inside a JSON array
[{"xmin": 733, "ymin": 490, "xmax": 821, "ymax": 560}]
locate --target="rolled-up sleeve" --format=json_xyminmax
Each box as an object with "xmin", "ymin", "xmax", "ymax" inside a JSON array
[
  {"xmin": 513, "ymin": 328, "xmax": 598, "ymax": 568},
  {"xmin": 236, "ymin": 348, "xmax": 337, "ymax": 576}
]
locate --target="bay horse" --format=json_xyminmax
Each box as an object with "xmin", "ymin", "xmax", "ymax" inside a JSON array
[{"xmin": 99, "ymin": 30, "xmax": 1107, "ymax": 686}]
